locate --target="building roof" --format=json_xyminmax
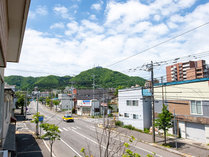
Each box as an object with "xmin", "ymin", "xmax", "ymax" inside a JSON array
[{"xmin": 155, "ymin": 78, "xmax": 209, "ymax": 86}]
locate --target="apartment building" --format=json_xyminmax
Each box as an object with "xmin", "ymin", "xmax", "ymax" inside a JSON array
[{"xmin": 166, "ymin": 60, "xmax": 209, "ymax": 82}]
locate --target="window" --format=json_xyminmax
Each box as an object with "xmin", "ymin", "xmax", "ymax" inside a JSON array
[
  {"xmin": 191, "ymin": 101, "xmax": 202, "ymax": 114},
  {"xmin": 133, "ymin": 114, "xmax": 138, "ymax": 119},
  {"xmin": 133, "ymin": 100, "xmax": 138, "ymax": 106},
  {"xmin": 126, "ymin": 100, "xmax": 138, "ymax": 106},
  {"xmin": 126, "ymin": 100, "xmax": 131, "ymax": 106},
  {"xmin": 124, "ymin": 113, "xmax": 129, "ymax": 118}
]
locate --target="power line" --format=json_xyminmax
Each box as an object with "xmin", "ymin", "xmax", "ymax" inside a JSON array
[{"xmin": 106, "ymin": 21, "xmax": 209, "ymax": 67}]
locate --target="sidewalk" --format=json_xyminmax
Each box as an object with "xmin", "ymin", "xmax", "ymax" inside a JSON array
[
  {"xmin": 115, "ymin": 127, "xmax": 209, "ymax": 157},
  {"xmin": 15, "ymin": 110, "xmax": 50, "ymax": 157}
]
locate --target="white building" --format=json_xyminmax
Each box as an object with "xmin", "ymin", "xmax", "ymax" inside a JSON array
[
  {"xmin": 77, "ymin": 99, "xmax": 100, "ymax": 116},
  {"xmin": 118, "ymin": 88, "xmax": 152, "ymax": 130},
  {"xmin": 58, "ymin": 94, "xmax": 74, "ymax": 110}
]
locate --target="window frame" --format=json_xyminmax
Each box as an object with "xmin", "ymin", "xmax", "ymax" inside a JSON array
[
  {"xmin": 124, "ymin": 113, "xmax": 129, "ymax": 118},
  {"xmin": 190, "ymin": 100, "xmax": 203, "ymax": 115}
]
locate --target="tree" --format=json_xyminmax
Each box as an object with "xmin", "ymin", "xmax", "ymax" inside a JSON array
[
  {"xmin": 40, "ymin": 123, "xmax": 60, "ymax": 157},
  {"xmin": 53, "ymin": 100, "xmax": 60, "ymax": 111},
  {"xmin": 15, "ymin": 92, "xmax": 25, "ymax": 115},
  {"xmin": 114, "ymin": 85, "xmax": 125, "ymax": 96},
  {"xmin": 31, "ymin": 112, "xmax": 44, "ymax": 136},
  {"xmin": 46, "ymin": 97, "xmax": 51, "ymax": 106},
  {"xmin": 155, "ymin": 104, "xmax": 173, "ymax": 145}
]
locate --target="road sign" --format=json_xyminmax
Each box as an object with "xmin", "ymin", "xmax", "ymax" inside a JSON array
[{"xmin": 39, "ymin": 116, "xmax": 44, "ymax": 122}]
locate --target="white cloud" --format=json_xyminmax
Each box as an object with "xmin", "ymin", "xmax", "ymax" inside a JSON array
[
  {"xmin": 50, "ymin": 23, "xmax": 65, "ymax": 29},
  {"xmin": 91, "ymin": 3, "xmax": 102, "ymax": 11},
  {"xmin": 6, "ymin": 1, "xmax": 209, "ymax": 79},
  {"xmin": 36, "ymin": 6, "xmax": 48, "ymax": 15},
  {"xmin": 28, "ymin": 5, "xmax": 48, "ymax": 19},
  {"xmin": 89, "ymin": 14, "xmax": 97, "ymax": 20},
  {"xmin": 53, "ymin": 6, "xmax": 72, "ymax": 20}
]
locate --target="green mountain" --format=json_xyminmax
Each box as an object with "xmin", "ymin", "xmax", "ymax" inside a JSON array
[{"xmin": 4, "ymin": 67, "xmax": 145, "ymax": 91}]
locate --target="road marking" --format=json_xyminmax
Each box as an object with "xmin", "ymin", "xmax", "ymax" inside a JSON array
[
  {"xmin": 71, "ymin": 127, "xmax": 77, "ymax": 130},
  {"xmin": 63, "ymin": 128, "xmax": 68, "ymax": 131},
  {"xmin": 91, "ymin": 128, "xmax": 162, "ymax": 157},
  {"xmin": 43, "ymin": 140, "xmax": 56, "ymax": 157},
  {"xmin": 60, "ymin": 139, "xmax": 82, "ymax": 157},
  {"xmin": 67, "ymin": 127, "xmax": 72, "ymax": 130},
  {"xmin": 59, "ymin": 128, "xmax": 63, "ymax": 132},
  {"xmin": 76, "ymin": 126, "xmax": 81, "ymax": 129}
]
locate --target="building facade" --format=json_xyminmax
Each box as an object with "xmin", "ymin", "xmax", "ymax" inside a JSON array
[
  {"xmin": 166, "ymin": 60, "xmax": 209, "ymax": 82},
  {"xmin": 154, "ymin": 78, "xmax": 209, "ymax": 143},
  {"xmin": 0, "ymin": 0, "xmax": 30, "ymax": 156},
  {"xmin": 77, "ymin": 99, "xmax": 100, "ymax": 116},
  {"xmin": 58, "ymin": 94, "xmax": 74, "ymax": 110},
  {"xmin": 118, "ymin": 88, "xmax": 152, "ymax": 130}
]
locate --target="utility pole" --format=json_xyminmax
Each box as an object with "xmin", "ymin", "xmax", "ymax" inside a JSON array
[
  {"xmin": 92, "ymin": 74, "xmax": 95, "ymax": 116},
  {"xmin": 149, "ymin": 61, "xmax": 155, "ymax": 143},
  {"xmin": 25, "ymin": 89, "xmax": 28, "ymax": 120},
  {"xmin": 34, "ymin": 86, "xmax": 39, "ymax": 135},
  {"xmin": 161, "ymin": 77, "xmax": 164, "ymax": 105}
]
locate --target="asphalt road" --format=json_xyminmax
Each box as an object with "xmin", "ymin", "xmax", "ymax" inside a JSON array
[{"xmin": 26, "ymin": 101, "xmax": 182, "ymax": 157}]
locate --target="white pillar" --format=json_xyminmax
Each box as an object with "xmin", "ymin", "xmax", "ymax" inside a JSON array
[{"xmin": 179, "ymin": 121, "xmax": 186, "ymax": 138}]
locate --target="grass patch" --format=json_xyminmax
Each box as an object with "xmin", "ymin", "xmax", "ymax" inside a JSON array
[
  {"xmin": 161, "ymin": 144, "xmax": 171, "ymax": 148},
  {"xmin": 115, "ymin": 120, "xmax": 124, "ymax": 127}
]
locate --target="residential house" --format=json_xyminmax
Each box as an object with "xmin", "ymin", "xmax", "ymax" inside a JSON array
[
  {"xmin": 154, "ymin": 78, "xmax": 209, "ymax": 143},
  {"xmin": 77, "ymin": 99, "xmax": 100, "ymax": 116},
  {"xmin": 58, "ymin": 94, "xmax": 74, "ymax": 111},
  {"xmin": 118, "ymin": 88, "xmax": 152, "ymax": 130},
  {"xmin": 0, "ymin": 0, "xmax": 30, "ymax": 156}
]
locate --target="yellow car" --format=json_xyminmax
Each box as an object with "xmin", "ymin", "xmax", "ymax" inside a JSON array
[{"xmin": 62, "ymin": 114, "xmax": 74, "ymax": 122}]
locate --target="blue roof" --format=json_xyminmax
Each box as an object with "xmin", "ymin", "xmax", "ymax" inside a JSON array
[{"xmin": 155, "ymin": 78, "xmax": 209, "ymax": 86}]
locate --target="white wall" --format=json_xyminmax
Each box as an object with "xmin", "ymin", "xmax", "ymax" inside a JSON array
[
  {"xmin": 205, "ymin": 125, "xmax": 209, "ymax": 143},
  {"xmin": 118, "ymin": 88, "xmax": 149, "ymax": 130},
  {"xmin": 179, "ymin": 121, "xmax": 186, "ymax": 138}
]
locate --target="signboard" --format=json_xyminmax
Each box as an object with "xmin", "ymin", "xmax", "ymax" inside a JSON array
[
  {"xmin": 39, "ymin": 116, "xmax": 44, "ymax": 122},
  {"xmin": 82, "ymin": 100, "xmax": 91, "ymax": 106}
]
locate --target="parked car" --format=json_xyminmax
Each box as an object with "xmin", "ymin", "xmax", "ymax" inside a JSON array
[{"xmin": 62, "ymin": 114, "xmax": 74, "ymax": 122}]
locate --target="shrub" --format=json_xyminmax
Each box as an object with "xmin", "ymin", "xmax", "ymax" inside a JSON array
[
  {"xmin": 144, "ymin": 128, "xmax": 150, "ymax": 134},
  {"xmin": 115, "ymin": 120, "xmax": 124, "ymax": 127},
  {"xmin": 108, "ymin": 113, "xmax": 113, "ymax": 117},
  {"xmin": 123, "ymin": 125, "xmax": 135, "ymax": 130}
]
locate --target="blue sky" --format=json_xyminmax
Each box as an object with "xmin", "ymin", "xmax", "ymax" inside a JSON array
[{"xmin": 5, "ymin": 0, "xmax": 209, "ymax": 80}]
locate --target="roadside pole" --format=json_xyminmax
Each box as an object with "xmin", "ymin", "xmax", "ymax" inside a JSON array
[{"xmin": 151, "ymin": 61, "xmax": 155, "ymax": 143}]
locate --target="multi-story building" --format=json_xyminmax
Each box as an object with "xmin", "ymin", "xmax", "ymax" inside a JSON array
[
  {"xmin": 154, "ymin": 78, "xmax": 209, "ymax": 143},
  {"xmin": 118, "ymin": 88, "xmax": 152, "ymax": 130},
  {"xmin": 166, "ymin": 60, "xmax": 209, "ymax": 82},
  {"xmin": 0, "ymin": 0, "xmax": 30, "ymax": 156}
]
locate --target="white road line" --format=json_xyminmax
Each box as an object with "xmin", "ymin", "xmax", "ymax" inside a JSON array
[
  {"xmin": 59, "ymin": 128, "xmax": 63, "ymax": 132},
  {"xmin": 76, "ymin": 126, "xmax": 81, "ymax": 129},
  {"xmin": 71, "ymin": 129, "xmax": 105, "ymax": 148},
  {"xmin": 60, "ymin": 139, "xmax": 82, "ymax": 157},
  {"xmin": 71, "ymin": 127, "xmax": 77, "ymax": 130},
  {"xmin": 67, "ymin": 127, "xmax": 72, "ymax": 130},
  {"xmin": 43, "ymin": 140, "xmax": 56, "ymax": 157},
  {"xmin": 63, "ymin": 128, "xmax": 68, "ymax": 131},
  {"xmin": 91, "ymin": 128, "xmax": 162, "ymax": 157}
]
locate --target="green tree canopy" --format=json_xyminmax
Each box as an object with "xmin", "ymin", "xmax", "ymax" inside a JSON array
[{"xmin": 155, "ymin": 104, "xmax": 173, "ymax": 144}]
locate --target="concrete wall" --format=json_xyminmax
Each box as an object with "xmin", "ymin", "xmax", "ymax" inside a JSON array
[
  {"xmin": 154, "ymin": 81, "xmax": 209, "ymax": 101},
  {"xmin": 205, "ymin": 125, "xmax": 209, "ymax": 143},
  {"xmin": 0, "ymin": 80, "xmax": 4, "ymax": 145}
]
